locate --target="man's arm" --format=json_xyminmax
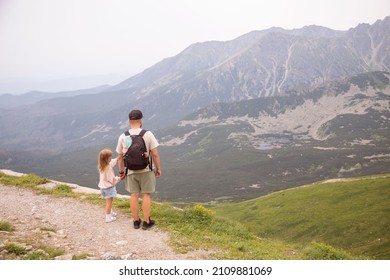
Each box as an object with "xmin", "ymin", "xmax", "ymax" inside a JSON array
[
  {"xmin": 117, "ymin": 154, "xmax": 125, "ymax": 180},
  {"xmin": 151, "ymin": 148, "xmax": 161, "ymax": 177}
]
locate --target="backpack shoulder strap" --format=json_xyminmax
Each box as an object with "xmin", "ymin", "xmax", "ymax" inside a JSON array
[
  {"xmin": 139, "ymin": 129, "xmax": 153, "ymax": 171},
  {"xmin": 125, "ymin": 130, "xmax": 148, "ymax": 136},
  {"xmin": 139, "ymin": 129, "xmax": 148, "ymax": 136}
]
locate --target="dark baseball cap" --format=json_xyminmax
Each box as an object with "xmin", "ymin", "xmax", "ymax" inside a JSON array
[{"xmin": 129, "ymin": 109, "xmax": 143, "ymax": 120}]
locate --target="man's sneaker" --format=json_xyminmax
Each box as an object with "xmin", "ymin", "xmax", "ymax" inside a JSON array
[
  {"xmin": 142, "ymin": 219, "xmax": 155, "ymax": 230},
  {"xmin": 105, "ymin": 214, "xmax": 117, "ymax": 223},
  {"xmin": 133, "ymin": 218, "xmax": 142, "ymax": 229}
]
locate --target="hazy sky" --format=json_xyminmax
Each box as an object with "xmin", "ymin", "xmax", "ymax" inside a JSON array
[{"xmin": 1, "ymin": 0, "xmax": 389, "ymax": 94}]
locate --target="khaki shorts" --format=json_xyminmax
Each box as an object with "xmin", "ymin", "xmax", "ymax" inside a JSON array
[{"xmin": 125, "ymin": 171, "xmax": 156, "ymax": 194}]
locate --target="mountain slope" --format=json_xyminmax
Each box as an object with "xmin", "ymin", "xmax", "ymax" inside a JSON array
[
  {"xmin": 154, "ymin": 71, "xmax": 390, "ymax": 201},
  {"xmin": 211, "ymin": 174, "xmax": 390, "ymax": 259},
  {"xmin": 0, "ymin": 85, "xmax": 111, "ymax": 109},
  {"xmin": 0, "ymin": 17, "xmax": 389, "ymax": 152}
]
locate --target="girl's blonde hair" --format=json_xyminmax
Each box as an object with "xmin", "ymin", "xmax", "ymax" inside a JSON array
[{"xmin": 98, "ymin": 149, "xmax": 112, "ymax": 173}]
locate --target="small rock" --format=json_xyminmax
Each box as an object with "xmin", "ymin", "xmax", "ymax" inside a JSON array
[
  {"xmin": 55, "ymin": 254, "xmax": 73, "ymax": 260},
  {"xmin": 101, "ymin": 252, "xmax": 122, "ymax": 260},
  {"xmin": 121, "ymin": 253, "xmax": 133, "ymax": 260},
  {"xmin": 24, "ymin": 245, "xmax": 33, "ymax": 251}
]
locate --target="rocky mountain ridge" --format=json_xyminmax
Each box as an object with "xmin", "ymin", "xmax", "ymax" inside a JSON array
[
  {"xmin": 165, "ymin": 72, "xmax": 390, "ymax": 146},
  {"xmin": 0, "ymin": 16, "xmax": 389, "ymax": 152}
]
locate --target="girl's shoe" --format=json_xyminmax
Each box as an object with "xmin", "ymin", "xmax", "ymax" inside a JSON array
[
  {"xmin": 105, "ymin": 214, "xmax": 117, "ymax": 223},
  {"xmin": 111, "ymin": 211, "xmax": 117, "ymax": 217}
]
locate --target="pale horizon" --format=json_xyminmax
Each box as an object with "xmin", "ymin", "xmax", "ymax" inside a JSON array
[{"xmin": 1, "ymin": 0, "xmax": 389, "ymax": 94}]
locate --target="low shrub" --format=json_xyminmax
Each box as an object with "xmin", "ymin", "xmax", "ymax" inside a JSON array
[
  {"xmin": 304, "ymin": 241, "xmax": 355, "ymax": 260},
  {"xmin": 0, "ymin": 221, "xmax": 15, "ymax": 232},
  {"xmin": 183, "ymin": 204, "xmax": 215, "ymax": 224}
]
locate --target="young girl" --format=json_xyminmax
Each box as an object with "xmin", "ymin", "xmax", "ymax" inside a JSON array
[{"xmin": 98, "ymin": 149, "xmax": 120, "ymax": 222}]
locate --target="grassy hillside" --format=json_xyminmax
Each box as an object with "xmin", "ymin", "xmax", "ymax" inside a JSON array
[{"xmin": 211, "ymin": 174, "xmax": 390, "ymax": 259}]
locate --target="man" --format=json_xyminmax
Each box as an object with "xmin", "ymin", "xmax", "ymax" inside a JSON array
[{"xmin": 116, "ymin": 109, "xmax": 162, "ymax": 230}]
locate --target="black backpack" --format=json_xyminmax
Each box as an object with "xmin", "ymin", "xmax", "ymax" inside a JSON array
[{"xmin": 123, "ymin": 130, "xmax": 152, "ymax": 172}]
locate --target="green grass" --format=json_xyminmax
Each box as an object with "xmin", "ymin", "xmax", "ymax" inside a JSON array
[
  {"xmin": 39, "ymin": 245, "xmax": 65, "ymax": 259},
  {"xmin": 37, "ymin": 184, "xmax": 78, "ymax": 197},
  {"xmin": 2, "ymin": 242, "xmax": 65, "ymax": 260},
  {"xmin": 23, "ymin": 251, "xmax": 51, "ymax": 260},
  {"xmin": 152, "ymin": 203, "xmax": 302, "ymax": 259},
  {"xmin": 4, "ymin": 243, "xmax": 27, "ymax": 255},
  {"xmin": 0, "ymin": 172, "xmax": 49, "ymax": 188},
  {"xmin": 211, "ymin": 174, "xmax": 390, "ymax": 259},
  {"xmin": 303, "ymin": 241, "xmax": 355, "ymax": 260},
  {"xmin": 0, "ymin": 221, "xmax": 15, "ymax": 232},
  {"xmin": 22, "ymin": 245, "xmax": 65, "ymax": 260},
  {"xmin": 72, "ymin": 253, "xmax": 92, "ymax": 260}
]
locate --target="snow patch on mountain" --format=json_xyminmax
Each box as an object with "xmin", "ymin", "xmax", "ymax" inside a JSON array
[
  {"xmin": 80, "ymin": 124, "xmax": 112, "ymax": 139},
  {"xmin": 178, "ymin": 116, "xmax": 219, "ymax": 127},
  {"xmin": 160, "ymin": 130, "xmax": 199, "ymax": 146}
]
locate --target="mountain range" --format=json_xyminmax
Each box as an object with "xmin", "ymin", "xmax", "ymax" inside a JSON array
[{"xmin": 0, "ymin": 16, "xmax": 389, "ymax": 202}]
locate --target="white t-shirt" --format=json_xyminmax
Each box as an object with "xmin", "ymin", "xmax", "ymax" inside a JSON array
[{"xmin": 116, "ymin": 128, "xmax": 159, "ymax": 174}]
